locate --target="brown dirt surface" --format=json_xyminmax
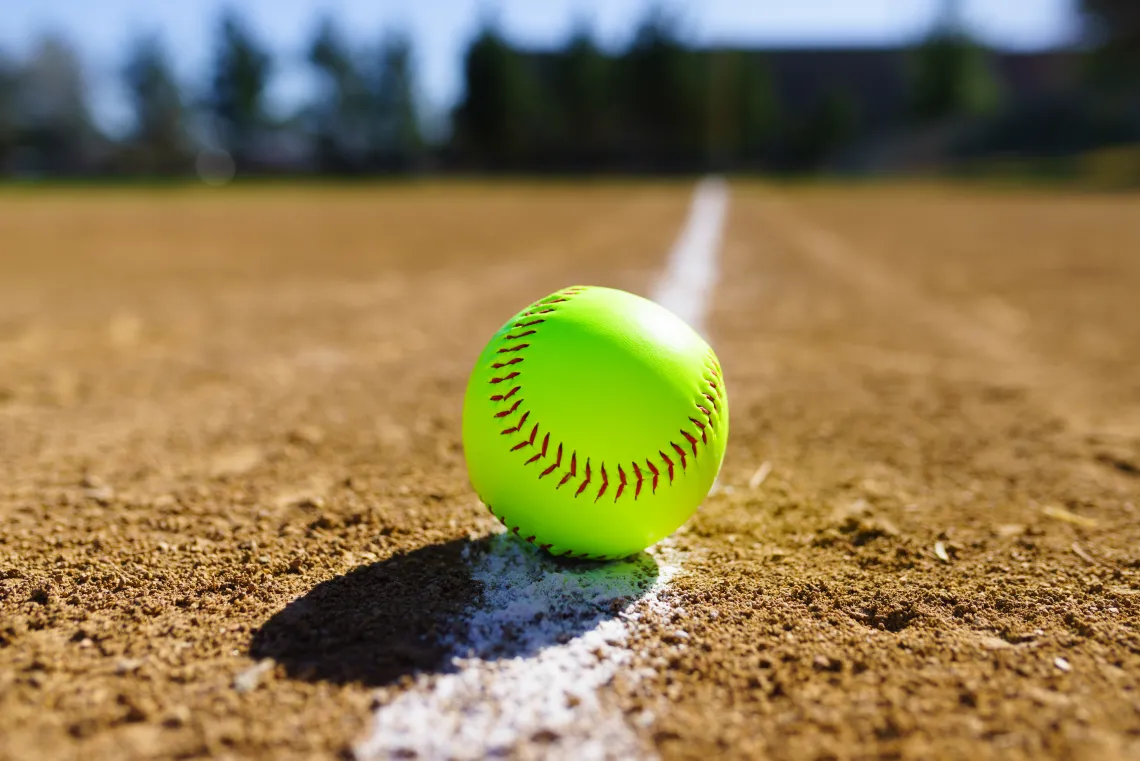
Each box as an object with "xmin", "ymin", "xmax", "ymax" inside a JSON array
[{"xmin": 2, "ymin": 182, "xmax": 1139, "ymax": 761}]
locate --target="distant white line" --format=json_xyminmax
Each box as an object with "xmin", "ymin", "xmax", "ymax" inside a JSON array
[
  {"xmin": 653, "ymin": 177, "xmax": 729, "ymax": 335},
  {"xmin": 354, "ymin": 178, "xmax": 730, "ymax": 761}
]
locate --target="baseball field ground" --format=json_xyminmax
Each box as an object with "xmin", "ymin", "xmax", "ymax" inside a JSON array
[{"xmin": 1, "ymin": 181, "xmax": 1138, "ymax": 760}]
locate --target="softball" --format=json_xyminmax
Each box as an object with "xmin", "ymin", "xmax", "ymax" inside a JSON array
[{"xmin": 462, "ymin": 285, "xmax": 729, "ymax": 560}]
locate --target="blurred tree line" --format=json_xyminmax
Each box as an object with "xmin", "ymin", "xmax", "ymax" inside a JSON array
[{"xmin": 0, "ymin": 2, "xmax": 1136, "ymax": 179}]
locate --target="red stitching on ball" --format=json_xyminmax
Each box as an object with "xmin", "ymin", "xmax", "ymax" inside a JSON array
[
  {"xmin": 495, "ymin": 399, "xmax": 523, "ymax": 419},
  {"xmin": 680, "ymin": 431, "xmax": 698, "ymax": 457},
  {"xmin": 526, "ymin": 433, "xmax": 550, "ymax": 465},
  {"xmin": 660, "ymin": 450, "xmax": 675, "ymax": 483},
  {"xmin": 690, "ymin": 417, "xmax": 708, "ymax": 444},
  {"xmin": 490, "ymin": 371, "xmax": 521, "ymax": 384},
  {"xmin": 671, "ymin": 441, "xmax": 688, "ymax": 471},
  {"xmin": 491, "ymin": 386, "xmax": 521, "ymax": 402},
  {"xmin": 595, "ymin": 464, "xmax": 608, "ymax": 502},
  {"xmin": 557, "ymin": 452, "xmax": 577, "ymax": 489},
  {"xmin": 497, "ymin": 343, "xmax": 530, "ymax": 354},
  {"xmin": 615, "ymin": 466, "xmax": 627, "ymax": 502},
  {"xmin": 492, "ymin": 357, "xmax": 523, "ymax": 369},
  {"xmin": 503, "ymin": 330, "xmax": 537, "ymax": 340},
  {"xmin": 540, "ymin": 443, "xmax": 563, "ymax": 478},
  {"xmin": 574, "ymin": 459, "xmax": 592, "ymax": 498},
  {"xmin": 501, "ymin": 410, "xmax": 530, "ymax": 435},
  {"xmin": 646, "ymin": 460, "xmax": 660, "ymax": 493},
  {"xmin": 632, "ymin": 463, "xmax": 644, "ymax": 499},
  {"xmin": 511, "ymin": 424, "xmax": 539, "ymax": 452}
]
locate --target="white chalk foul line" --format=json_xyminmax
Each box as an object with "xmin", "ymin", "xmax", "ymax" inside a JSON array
[
  {"xmin": 653, "ymin": 177, "xmax": 728, "ymax": 337},
  {"xmin": 355, "ymin": 179, "xmax": 729, "ymax": 761},
  {"xmin": 355, "ymin": 537, "xmax": 682, "ymax": 761}
]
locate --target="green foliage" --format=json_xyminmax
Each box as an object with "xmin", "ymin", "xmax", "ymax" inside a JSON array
[
  {"xmin": 446, "ymin": 7, "xmax": 788, "ymax": 172},
  {"xmin": 552, "ymin": 26, "xmax": 614, "ymax": 164},
  {"xmin": 0, "ymin": 53, "xmax": 16, "ymax": 163},
  {"xmin": 11, "ymin": 36, "xmax": 98, "ymax": 173},
  {"xmin": 1080, "ymin": 0, "xmax": 1140, "ymax": 88},
  {"xmin": 368, "ymin": 33, "xmax": 423, "ymax": 169},
  {"xmin": 208, "ymin": 9, "xmax": 272, "ymax": 162},
  {"xmin": 619, "ymin": 9, "xmax": 703, "ymax": 167},
  {"xmin": 705, "ymin": 51, "xmax": 777, "ymax": 168},
  {"xmin": 307, "ymin": 20, "xmax": 423, "ymax": 172},
  {"xmin": 782, "ymin": 88, "xmax": 860, "ymax": 170},
  {"xmin": 17, "ymin": 3, "xmax": 1104, "ymax": 178},
  {"xmin": 448, "ymin": 7, "xmax": 790, "ymax": 172},
  {"xmin": 909, "ymin": 31, "xmax": 1001, "ymax": 123},
  {"xmin": 453, "ymin": 24, "xmax": 549, "ymax": 169},
  {"xmin": 1081, "ymin": 0, "xmax": 1140, "ymax": 50},
  {"xmin": 307, "ymin": 16, "xmax": 369, "ymax": 170},
  {"xmin": 811, "ymin": 89, "xmax": 859, "ymax": 160},
  {"xmin": 309, "ymin": 16, "xmax": 358, "ymax": 91},
  {"xmin": 122, "ymin": 34, "xmax": 188, "ymax": 172}
]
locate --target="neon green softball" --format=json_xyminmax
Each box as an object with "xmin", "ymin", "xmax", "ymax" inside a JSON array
[{"xmin": 462, "ymin": 286, "xmax": 729, "ymax": 560}]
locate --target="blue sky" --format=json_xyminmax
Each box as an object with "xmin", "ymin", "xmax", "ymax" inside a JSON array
[{"xmin": 1, "ymin": 0, "xmax": 1080, "ymax": 133}]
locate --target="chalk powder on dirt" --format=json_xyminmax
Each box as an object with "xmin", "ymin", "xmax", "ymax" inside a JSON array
[{"xmin": 354, "ymin": 179, "xmax": 729, "ymax": 761}]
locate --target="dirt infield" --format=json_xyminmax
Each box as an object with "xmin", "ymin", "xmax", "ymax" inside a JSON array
[{"xmin": 1, "ymin": 183, "xmax": 1138, "ymax": 760}]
